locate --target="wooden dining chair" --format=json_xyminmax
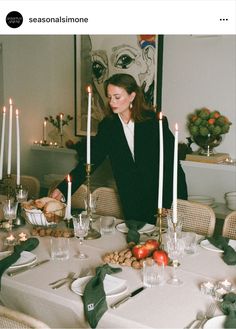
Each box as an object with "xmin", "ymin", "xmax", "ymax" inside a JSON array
[
  {"xmin": 71, "ymin": 184, "xmax": 88, "ymax": 209},
  {"xmin": 11, "ymin": 174, "xmax": 40, "ymax": 199},
  {"xmin": 92, "ymin": 186, "xmax": 124, "ymax": 219},
  {"xmin": 171, "ymin": 199, "xmax": 216, "ymax": 236},
  {"xmin": 222, "ymin": 211, "xmax": 236, "ymax": 239},
  {"xmin": 0, "ymin": 305, "xmax": 51, "ymax": 328}
]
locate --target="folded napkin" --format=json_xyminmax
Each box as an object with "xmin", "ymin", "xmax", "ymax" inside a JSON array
[
  {"xmin": 0, "ymin": 237, "xmax": 39, "ymax": 288},
  {"xmin": 82, "ymin": 264, "xmax": 122, "ymax": 328},
  {"xmin": 207, "ymin": 236, "xmax": 236, "ymax": 265},
  {"xmin": 221, "ymin": 292, "xmax": 236, "ymax": 328},
  {"xmin": 126, "ymin": 220, "xmax": 145, "ymax": 244}
]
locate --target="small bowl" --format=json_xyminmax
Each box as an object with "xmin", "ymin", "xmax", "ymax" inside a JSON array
[
  {"xmin": 188, "ymin": 195, "xmax": 215, "ymax": 206},
  {"xmin": 225, "ymin": 191, "xmax": 236, "ymax": 210},
  {"xmin": 24, "ymin": 204, "xmax": 66, "ymax": 227}
]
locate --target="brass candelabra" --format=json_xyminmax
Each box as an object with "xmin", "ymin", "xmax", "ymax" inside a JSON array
[
  {"xmin": 156, "ymin": 207, "xmax": 164, "ymax": 247},
  {"xmin": 84, "ymin": 163, "xmax": 101, "ymax": 240}
]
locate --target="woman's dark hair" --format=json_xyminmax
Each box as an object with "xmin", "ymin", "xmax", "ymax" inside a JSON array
[{"xmin": 104, "ymin": 74, "xmax": 154, "ymax": 122}]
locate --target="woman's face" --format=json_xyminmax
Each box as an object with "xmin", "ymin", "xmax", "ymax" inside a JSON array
[
  {"xmin": 89, "ymin": 35, "xmax": 155, "ymax": 108},
  {"xmin": 107, "ymin": 84, "xmax": 135, "ymax": 117}
]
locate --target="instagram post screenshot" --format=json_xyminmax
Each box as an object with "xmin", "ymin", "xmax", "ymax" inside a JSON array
[{"xmin": 0, "ymin": 1, "xmax": 236, "ymax": 329}]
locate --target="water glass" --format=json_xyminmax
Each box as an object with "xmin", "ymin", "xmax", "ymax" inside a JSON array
[
  {"xmin": 100, "ymin": 216, "xmax": 115, "ymax": 235},
  {"xmin": 50, "ymin": 237, "xmax": 70, "ymax": 260},
  {"xmin": 143, "ymin": 259, "xmax": 165, "ymax": 287},
  {"xmin": 183, "ymin": 232, "xmax": 197, "ymax": 254},
  {"xmin": 16, "ymin": 188, "xmax": 28, "ymax": 203},
  {"xmin": 167, "ymin": 215, "xmax": 182, "ymax": 239}
]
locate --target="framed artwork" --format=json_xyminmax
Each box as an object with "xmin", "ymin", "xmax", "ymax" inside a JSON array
[{"xmin": 74, "ymin": 35, "xmax": 164, "ymax": 136}]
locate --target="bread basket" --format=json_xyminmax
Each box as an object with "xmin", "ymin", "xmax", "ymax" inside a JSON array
[{"xmin": 24, "ymin": 204, "xmax": 66, "ymax": 227}]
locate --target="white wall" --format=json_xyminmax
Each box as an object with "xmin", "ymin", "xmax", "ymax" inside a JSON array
[
  {"xmin": 162, "ymin": 35, "xmax": 236, "ymax": 157},
  {"xmin": 0, "ymin": 35, "xmax": 235, "ymax": 189}
]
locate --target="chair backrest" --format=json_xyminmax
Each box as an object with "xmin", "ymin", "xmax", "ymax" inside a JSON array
[
  {"xmin": 0, "ymin": 305, "xmax": 50, "ymax": 328},
  {"xmin": 92, "ymin": 186, "xmax": 123, "ymax": 219},
  {"xmin": 11, "ymin": 175, "xmax": 40, "ymax": 199},
  {"xmin": 222, "ymin": 211, "xmax": 236, "ymax": 239},
  {"xmin": 171, "ymin": 199, "xmax": 216, "ymax": 236},
  {"xmin": 71, "ymin": 184, "xmax": 88, "ymax": 209}
]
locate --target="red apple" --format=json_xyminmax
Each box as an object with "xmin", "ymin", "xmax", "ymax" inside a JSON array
[
  {"xmin": 153, "ymin": 250, "xmax": 169, "ymax": 266},
  {"xmin": 132, "ymin": 244, "xmax": 149, "ymax": 260},
  {"xmin": 144, "ymin": 239, "xmax": 159, "ymax": 255}
]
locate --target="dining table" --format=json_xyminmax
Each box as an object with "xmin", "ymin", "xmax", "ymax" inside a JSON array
[{"xmin": 0, "ymin": 217, "xmax": 235, "ymax": 329}]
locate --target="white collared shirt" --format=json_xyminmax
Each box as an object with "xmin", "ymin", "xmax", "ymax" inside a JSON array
[{"xmin": 118, "ymin": 114, "xmax": 135, "ymax": 160}]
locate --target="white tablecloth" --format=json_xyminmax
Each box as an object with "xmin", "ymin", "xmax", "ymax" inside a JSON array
[{"xmin": 0, "ymin": 222, "xmax": 235, "ymax": 328}]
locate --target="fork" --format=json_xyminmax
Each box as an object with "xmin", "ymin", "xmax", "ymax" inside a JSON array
[
  {"xmin": 50, "ymin": 272, "xmax": 76, "ymax": 289},
  {"xmin": 195, "ymin": 303, "xmax": 216, "ymax": 328}
]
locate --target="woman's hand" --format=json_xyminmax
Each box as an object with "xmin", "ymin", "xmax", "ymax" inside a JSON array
[{"xmin": 49, "ymin": 188, "xmax": 64, "ymax": 201}]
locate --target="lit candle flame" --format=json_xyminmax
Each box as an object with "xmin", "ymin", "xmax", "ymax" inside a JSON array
[
  {"xmin": 67, "ymin": 174, "xmax": 71, "ymax": 182},
  {"xmin": 16, "ymin": 109, "xmax": 19, "ymax": 116},
  {"xmin": 9, "ymin": 98, "xmax": 13, "ymax": 106},
  {"xmin": 87, "ymin": 85, "xmax": 92, "ymax": 93},
  {"xmin": 3, "ymin": 106, "xmax": 6, "ymax": 113},
  {"xmin": 175, "ymin": 123, "xmax": 178, "ymax": 131},
  {"xmin": 159, "ymin": 111, "xmax": 163, "ymax": 120}
]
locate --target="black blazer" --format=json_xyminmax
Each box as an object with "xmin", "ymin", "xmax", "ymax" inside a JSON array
[{"xmin": 58, "ymin": 111, "xmax": 188, "ymax": 224}]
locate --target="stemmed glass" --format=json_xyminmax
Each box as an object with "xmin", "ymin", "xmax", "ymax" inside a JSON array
[
  {"xmin": 2, "ymin": 199, "xmax": 18, "ymax": 245},
  {"xmin": 84, "ymin": 193, "xmax": 98, "ymax": 220},
  {"xmin": 166, "ymin": 237, "xmax": 185, "ymax": 286},
  {"xmin": 72, "ymin": 214, "xmax": 90, "ymax": 259},
  {"xmin": 15, "ymin": 187, "xmax": 28, "ymax": 225}
]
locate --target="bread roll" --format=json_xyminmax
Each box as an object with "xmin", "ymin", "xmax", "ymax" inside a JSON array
[
  {"xmin": 43, "ymin": 200, "xmax": 65, "ymax": 222},
  {"xmin": 34, "ymin": 197, "xmax": 55, "ymax": 209}
]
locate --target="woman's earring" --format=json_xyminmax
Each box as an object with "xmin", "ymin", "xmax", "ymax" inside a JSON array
[{"xmin": 129, "ymin": 102, "xmax": 133, "ymax": 109}]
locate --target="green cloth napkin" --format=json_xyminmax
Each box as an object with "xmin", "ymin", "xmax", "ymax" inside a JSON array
[
  {"xmin": 221, "ymin": 292, "xmax": 236, "ymax": 328},
  {"xmin": 0, "ymin": 237, "xmax": 39, "ymax": 288},
  {"xmin": 207, "ymin": 236, "xmax": 236, "ymax": 265},
  {"xmin": 82, "ymin": 264, "xmax": 122, "ymax": 328},
  {"xmin": 126, "ymin": 220, "xmax": 145, "ymax": 244}
]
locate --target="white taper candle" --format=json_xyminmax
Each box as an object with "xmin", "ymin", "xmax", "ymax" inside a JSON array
[
  {"xmin": 7, "ymin": 99, "xmax": 13, "ymax": 176},
  {"xmin": 0, "ymin": 107, "xmax": 6, "ymax": 180},
  {"xmin": 16, "ymin": 109, "xmax": 20, "ymax": 186},
  {"xmin": 173, "ymin": 123, "xmax": 178, "ymax": 223},
  {"xmin": 158, "ymin": 112, "xmax": 163, "ymax": 209},
  {"xmin": 66, "ymin": 174, "xmax": 72, "ymax": 219},
  {"xmin": 86, "ymin": 86, "xmax": 92, "ymax": 165}
]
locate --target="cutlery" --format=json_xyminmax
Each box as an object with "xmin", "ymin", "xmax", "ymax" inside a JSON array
[
  {"xmin": 110, "ymin": 286, "xmax": 145, "ymax": 309},
  {"xmin": 195, "ymin": 303, "xmax": 216, "ymax": 328},
  {"xmin": 7, "ymin": 259, "xmax": 50, "ymax": 277},
  {"xmin": 51, "ymin": 272, "xmax": 76, "ymax": 290},
  {"xmin": 49, "ymin": 272, "xmax": 76, "ymax": 286},
  {"xmin": 184, "ymin": 311, "xmax": 203, "ymax": 329}
]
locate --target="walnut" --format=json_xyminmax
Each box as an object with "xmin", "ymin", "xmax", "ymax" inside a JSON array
[{"xmin": 131, "ymin": 260, "xmax": 141, "ymax": 269}]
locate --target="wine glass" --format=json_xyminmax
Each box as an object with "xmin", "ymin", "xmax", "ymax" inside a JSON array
[
  {"xmin": 72, "ymin": 214, "xmax": 90, "ymax": 259},
  {"xmin": 2, "ymin": 199, "xmax": 18, "ymax": 245},
  {"xmin": 84, "ymin": 193, "xmax": 98, "ymax": 220},
  {"xmin": 15, "ymin": 187, "xmax": 28, "ymax": 225},
  {"xmin": 167, "ymin": 237, "xmax": 185, "ymax": 286}
]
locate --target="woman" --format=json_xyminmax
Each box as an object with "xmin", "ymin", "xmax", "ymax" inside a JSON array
[{"xmin": 51, "ymin": 73, "xmax": 187, "ymax": 224}]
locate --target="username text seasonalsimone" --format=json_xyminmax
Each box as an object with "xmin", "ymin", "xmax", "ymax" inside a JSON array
[{"xmin": 29, "ymin": 16, "xmax": 88, "ymax": 23}]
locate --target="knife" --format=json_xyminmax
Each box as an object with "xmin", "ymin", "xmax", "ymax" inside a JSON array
[
  {"xmin": 7, "ymin": 259, "xmax": 50, "ymax": 277},
  {"xmin": 110, "ymin": 286, "xmax": 145, "ymax": 309}
]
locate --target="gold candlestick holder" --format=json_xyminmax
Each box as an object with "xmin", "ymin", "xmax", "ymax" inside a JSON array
[
  {"xmin": 84, "ymin": 163, "xmax": 101, "ymax": 240},
  {"xmin": 156, "ymin": 207, "xmax": 164, "ymax": 247},
  {"xmin": 59, "ymin": 133, "xmax": 63, "ymax": 148}
]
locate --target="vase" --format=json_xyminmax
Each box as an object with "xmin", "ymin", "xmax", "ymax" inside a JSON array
[{"xmin": 193, "ymin": 134, "xmax": 222, "ymax": 156}]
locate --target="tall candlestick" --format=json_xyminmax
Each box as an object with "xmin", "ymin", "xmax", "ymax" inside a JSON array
[
  {"xmin": 0, "ymin": 107, "xmax": 6, "ymax": 180},
  {"xmin": 16, "ymin": 109, "xmax": 20, "ymax": 186},
  {"xmin": 173, "ymin": 123, "xmax": 178, "ymax": 223},
  {"xmin": 7, "ymin": 98, "xmax": 13, "ymax": 176},
  {"xmin": 66, "ymin": 174, "xmax": 72, "ymax": 219},
  {"xmin": 43, "ymin": 120, "xmax": 47, "ymax": 141},
  {"xmin": 59, "ymin": 113, "xmax": 63, "ymax": 135},
  {"xmin": 158, "ymin": 112, "xmax": 163, "ymax": 209},
  {"xmin": 86, "ymin": 86, "xmax": 92, "ymax": 165}
]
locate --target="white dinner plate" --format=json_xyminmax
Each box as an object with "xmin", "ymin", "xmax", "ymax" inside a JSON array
[
  {"xmin": 9, "ymin": 251, "xmax": 37, "ymax": 269},
  {"xmin": 71, "ymin": 274, "xmax": 127, "ymax": 297},
  {"xmin": 116, "ymin": 223, "xmax": 155, "ymax": 234},
  {"xmin": 200, "ymin": 239, "xmax": 236, "ymax": 253},
  {"xmin": 203, "ymin": 315, "xmax": 227, "ymax": 329}
]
